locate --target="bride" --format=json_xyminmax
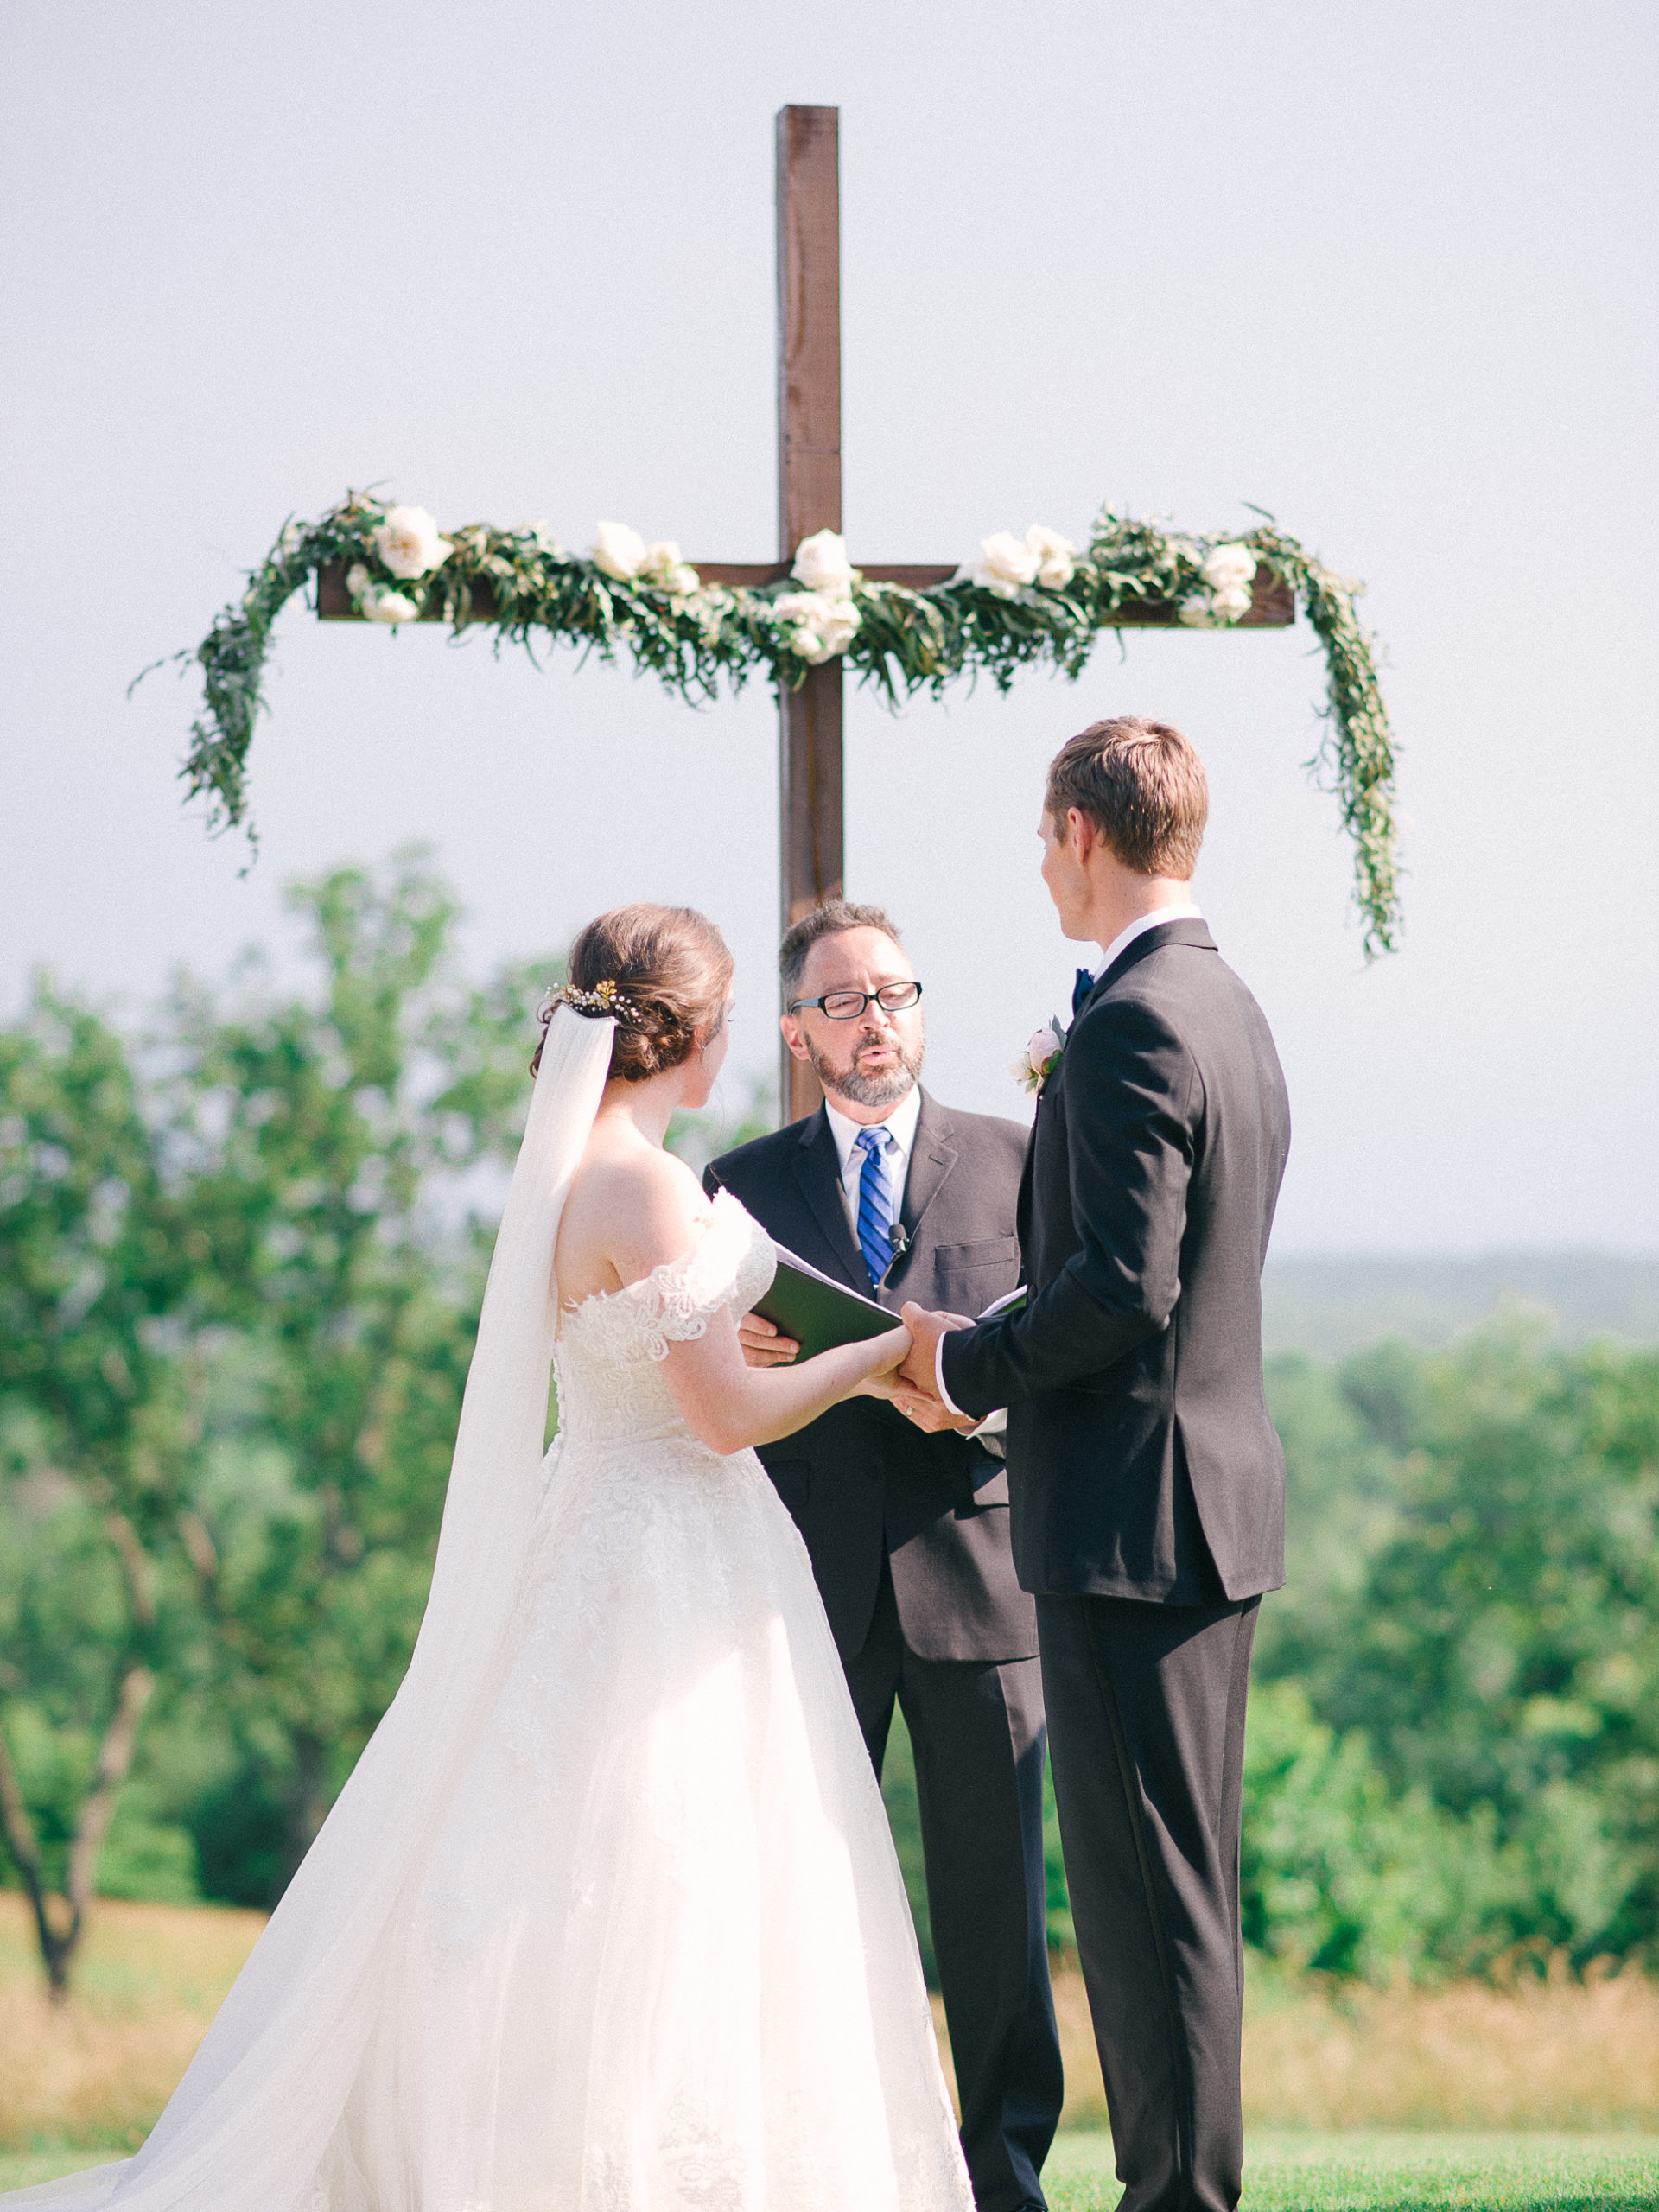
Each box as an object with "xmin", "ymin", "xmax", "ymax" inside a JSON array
[{"xmin": 15, "ymin": 905, "xmax": 975, "ymax": 2212}]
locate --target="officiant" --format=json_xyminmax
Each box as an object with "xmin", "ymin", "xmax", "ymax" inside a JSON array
[{"xmin": 708, "ymin": 903, "xmax": 1063, "ymax": 2212}]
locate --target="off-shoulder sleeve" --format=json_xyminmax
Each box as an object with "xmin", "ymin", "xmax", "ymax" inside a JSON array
[{"xmin": 636, "ymin": 1194, "xmax": 777, "ymax": 1362}]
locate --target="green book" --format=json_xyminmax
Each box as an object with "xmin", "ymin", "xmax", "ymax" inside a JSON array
[
  {"xmin": 753, "ymin": 1249, "xmax": 1028, "ymax": 1362},
  {"xmin": 754, "ymin": 1248, "xmax": 899, "ymax": 1362}
]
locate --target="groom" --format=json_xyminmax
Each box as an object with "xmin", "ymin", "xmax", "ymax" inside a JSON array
[{"xmin": 899, "ymin": 718, "xmax": 1291, "ymax": 2212}]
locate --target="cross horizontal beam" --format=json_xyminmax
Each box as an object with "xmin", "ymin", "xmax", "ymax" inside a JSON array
[{"xmin": 314, "ymin": 559, "xmax": 1294, "ymax": 626}]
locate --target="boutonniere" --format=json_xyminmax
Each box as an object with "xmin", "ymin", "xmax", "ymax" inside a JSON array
[{"xmin": 1011, "ymin": 1016, "xmax": 1068, "ymax": 1097}]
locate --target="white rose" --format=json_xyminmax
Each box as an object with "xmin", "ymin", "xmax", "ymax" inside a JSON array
[
  {"xmin": 371, "ymin": 505, "xmax": 452, "ymax": 581},
  {"xmin": 972, "ymin": 531, "xmax": 1040, "ymax": 598},
  {"xmin": 1178, "ymin": 594, "xmax": 1219, "ymax": 628},
  {"xmin": 1025, "ymin": 525, "xmax": 1077, "ymax": 590},
  {"xmin": 347, "ymin": 562, "xmax": 419, "ymax": 624},
  {"xmin": 1211, "ymin": 584, "xmax": 1254, "ymax": 623},
  {"xmin": 362, "ymin": 582, "xmax": 422, "ymax": 624},
  {"xmin": 640, "ymin": 540, "xmax": 702, "ymax": 599},
  {"xmin": 1201, "ymin": 543, "xmax": 1257, "ymax": 594},
  {"xmin": 590, "ymin": 520, "xmax": 646, "ymax": 581},
  {"xmin": 772, "ymin": 588, "xmax": 861, "ymax": 659},
  {"xmin": 816, "ymin": 595, "xmax": 860, "ymax": 655},
  {"xmin": 771, "ymin": 589, "xmax": 828, "ymax": 658},
  {"xmin": 771, "ymin": 589, "xmax": 822, "ymax": 625},
  {"xmin": 1027, "ymin": 1026, "xmax": 1062, "ymax": 1068},
  {"xmin": 791, "ymin": 529, "xmax": 855, "ymax": 594}
]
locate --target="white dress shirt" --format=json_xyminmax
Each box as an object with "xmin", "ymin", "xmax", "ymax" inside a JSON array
[
  {"xmin": 1090, "ymin": 901, "xmax": 1205, "ymax": 983},
  {"xmin": 824, "ymin": 1084, "xmax": 1004, "ymax": 1452},
  {"xmin": 823, "ymin": 1082, "xmax": 922, "ymax": 1230},
  {"xmin": 933, "ymin": 904, "xmax": 1205, "ymax": 1414}
]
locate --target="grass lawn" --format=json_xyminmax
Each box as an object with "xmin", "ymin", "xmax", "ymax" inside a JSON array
[
  {"xmin": 5, "ymin": 2135, "xmax": 1658, "ymax": 2208},
  {"xmin": 3, "ymin": 1902, "xmax": 1657, "ymax": 2206},
  {"xmin": 1047, "ymin": 2132, "xmax": 1659, "ymax": 2210},
  {"xmin": 0, "ymin": 2149, "xmax": 112, "ymax": 2192}
]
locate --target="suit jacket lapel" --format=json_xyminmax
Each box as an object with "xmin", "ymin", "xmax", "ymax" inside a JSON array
[
  {"xmin": 791, "ymin": 1108, "xmax": 867, "ymax": 1287},
  {"xmin": 887, "ymin": 1090, "xmax": 957, "ymax": 1297}
]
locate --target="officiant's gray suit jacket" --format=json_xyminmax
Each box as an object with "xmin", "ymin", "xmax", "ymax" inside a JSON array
[{"xmin": 707, "ymin": 1090, "xmax": 1037, "ymax": 1664}]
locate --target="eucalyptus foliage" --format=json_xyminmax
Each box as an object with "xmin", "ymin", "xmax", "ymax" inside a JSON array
[{"xmin": 162, "ymin": 494, "xmax": 1400, "ymax": 953}]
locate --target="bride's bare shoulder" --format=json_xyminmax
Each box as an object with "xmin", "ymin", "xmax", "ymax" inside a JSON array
[{"xmin": 558, "ymin": 1131, "xmax": 712, "ymax": 1297}]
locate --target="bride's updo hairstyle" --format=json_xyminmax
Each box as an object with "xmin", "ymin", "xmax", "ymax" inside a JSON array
[{"xmin": 532, "ymin": 904, "xmax": 734, "ymax": 1081}]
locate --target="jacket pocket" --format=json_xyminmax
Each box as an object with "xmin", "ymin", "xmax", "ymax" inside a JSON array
[{"xmin": 932, "ymin": 1236, "xmax": 1019, "ymax": 1269}]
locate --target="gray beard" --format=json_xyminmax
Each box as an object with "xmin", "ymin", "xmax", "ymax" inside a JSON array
[{"xmin": 810, "ymin": 1036, "xmax": 924, "ymax": 1110}]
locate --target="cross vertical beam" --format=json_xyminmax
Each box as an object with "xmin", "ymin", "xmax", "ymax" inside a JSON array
[{"xmin": 775, "ymin": 105, "xmax": 842, "ymax": 1122}]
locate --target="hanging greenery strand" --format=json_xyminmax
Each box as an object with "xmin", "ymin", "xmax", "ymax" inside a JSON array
[{"xmin": 153, "ymin": 493, "xmax": 1399, "ymax": 954}]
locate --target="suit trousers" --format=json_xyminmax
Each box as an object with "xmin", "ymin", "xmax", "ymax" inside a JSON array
[
  {"xmin": 846, "ymin": 1562, "xmax": 1063, "ymax": 2212},
  {"xmin": 1036, "ymin": 1592, "xmax": 1259, "ymax": 2212}
]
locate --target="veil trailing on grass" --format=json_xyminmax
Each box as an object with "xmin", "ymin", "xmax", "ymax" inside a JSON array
[{"xmin": 11, "ymin": 1007, "xmax": 615, "ymax": 2212}]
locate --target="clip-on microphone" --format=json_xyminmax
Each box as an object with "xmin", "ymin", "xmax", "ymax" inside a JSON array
[{"xmin": 876, "ymin": 1223, "xmax": 910, "ymax": 1292}]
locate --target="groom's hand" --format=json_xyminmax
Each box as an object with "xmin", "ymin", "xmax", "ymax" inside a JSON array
[
  {"xmin": 892, "ymin": 1388, "xmax": 979, "ymax": 1433},
  {"xmin": 893, "ymin": 1305, "xmax": 978, "ymax": 1432},
  {"xmin": 898, "ymin": 1303, "xmax": 969, "ymax": 1394}
]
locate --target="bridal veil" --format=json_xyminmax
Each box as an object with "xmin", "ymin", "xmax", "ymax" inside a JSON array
[{"xmin": 11, "ymin": 1008, "xmax": 615, "ymax": 2212}]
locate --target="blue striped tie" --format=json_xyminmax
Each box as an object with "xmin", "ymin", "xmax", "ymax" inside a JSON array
[{"xmin": 854, "ymin": 1128, "xmax": 896, "ymax": 1287}]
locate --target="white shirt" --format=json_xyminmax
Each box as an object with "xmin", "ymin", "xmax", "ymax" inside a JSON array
[
  {"xmin": 825, "ymin": 1084, "xmax": 1002, "ymax": 1452},
  {"xmin": 934, "ymin": 904, "xmax": 1204, "ymax": 1414},
  {"xmin": 1090, "ymin": 901, "xmax": 1205, "ymax": 988},
  {"xmin": 823, "ymin": 1083, "xmax": 921, "ymax": 1230}
]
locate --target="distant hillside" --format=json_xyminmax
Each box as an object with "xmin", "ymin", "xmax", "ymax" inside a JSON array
[{"xmin": 1262, "ymin": 1252, "xmax": 1659, "ymax": 1360}]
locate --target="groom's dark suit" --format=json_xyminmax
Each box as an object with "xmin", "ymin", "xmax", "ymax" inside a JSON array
[
  {"xmin": 709, "ymin": 1090, "xmax": 1064, "ymax": 2212},
  {"xmin": 940, "ymin": 920, "xmax": 1290, "ymax": 2212}
]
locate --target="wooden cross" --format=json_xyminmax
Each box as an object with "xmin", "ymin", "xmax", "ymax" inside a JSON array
[{"xmin": 321, "ymin": 105, "xmax": 1293, "ymax": 1122}]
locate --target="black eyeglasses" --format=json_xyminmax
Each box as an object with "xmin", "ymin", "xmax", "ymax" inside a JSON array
[{"xmin": 786, "ymin": 982, "xmax": 924, "ymax": 1021}]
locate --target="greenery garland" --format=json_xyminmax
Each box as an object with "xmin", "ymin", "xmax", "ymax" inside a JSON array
[{"xmin": 159, "ymin": 493, "xmax": 1399, "ymax": 953}]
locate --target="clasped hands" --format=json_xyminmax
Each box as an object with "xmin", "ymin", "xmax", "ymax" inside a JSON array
[{"xmin": 735, "ymin": 1304, "xmax": 977, "ymax": 1433}]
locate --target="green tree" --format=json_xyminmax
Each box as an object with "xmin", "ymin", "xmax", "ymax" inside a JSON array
[
  {"xmin": 1256, "ymin": 1348, "xmax": 1408, "ymax": 1683},
  {"xmin": 158, "ymin": 857, "xmax": 553, "ymax": 1889},
  {"xmin": 1259, "ymin": 1327, "xmax": 1659, "ymax": 1971},
  {"xmin": 0, "ymin": 857, "xmax": 561, "ymax": 1980},
  {"xmin": 1319, "ymin": 1328, "xmax": 1659, "ymax": 1962},
  {"xmin": 1240, "ymin": 1678, "xmax": 1527, "ymax": 1981},
  {"xmin": 0, "ymin": 994, "xmax": 205, "ymax": 1993}
]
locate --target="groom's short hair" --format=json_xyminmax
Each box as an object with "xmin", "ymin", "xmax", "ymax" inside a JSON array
[
  {"xmin": 1046, "ymin": 716, "xmax": 1208, "ymax": 879},
  {"xmin": 779, "ymin": 901, "xmax": 904, "ymax": 1002}
]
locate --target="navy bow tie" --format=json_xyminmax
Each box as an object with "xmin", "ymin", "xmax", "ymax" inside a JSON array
[{"xmin": 1071, "ymin": 968, "xmax": 1096, "ymax": 1018}]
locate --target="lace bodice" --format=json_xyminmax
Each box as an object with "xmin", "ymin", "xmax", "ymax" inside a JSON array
[{"xmin": 551, "ymin": 1192, "xmax": 777, "ymax": 1454}]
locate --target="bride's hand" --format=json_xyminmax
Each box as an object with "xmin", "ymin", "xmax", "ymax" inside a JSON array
[{"xmin": 851, "ymin": 1324, "xmax": 911, "ymax": 1398}]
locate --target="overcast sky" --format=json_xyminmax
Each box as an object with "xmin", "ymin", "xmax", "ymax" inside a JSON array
[{"xmin": 3, "ymin": 0, "xmax": 1655, "ymax": 1254}]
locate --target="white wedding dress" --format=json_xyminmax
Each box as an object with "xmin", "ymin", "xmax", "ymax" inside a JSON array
[
  {"xmin": 13, "ymin": 1011, "xmax": 971, "ymax": 2212},
  {"xmin": 313, "ymin": 1193, "xmax": 971, "ymax": 2212}
]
